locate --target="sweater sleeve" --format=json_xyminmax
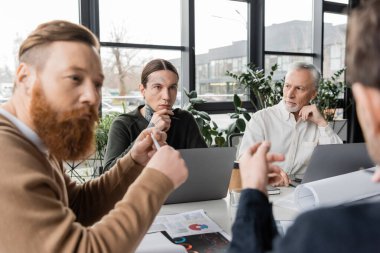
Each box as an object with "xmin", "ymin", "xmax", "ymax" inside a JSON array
[
  {"xmin": 0, "ymin": 130, "xmax": 174, "ymax": 253},
  {"xmin": 66, "ymin": 152, "xmax": 145, "ymax": 225},
  {"xmin": 103, "ymin": 115, "xmax": 137, "ymax": 171},
  {"xmin": 228, "ymin": 189, "xmax": 278, "ymax": 253}
]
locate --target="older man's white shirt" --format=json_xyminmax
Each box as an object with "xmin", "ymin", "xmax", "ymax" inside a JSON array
[{"xmin": 238, "ymin": 100, "xmax": 343, "ymax": 177}]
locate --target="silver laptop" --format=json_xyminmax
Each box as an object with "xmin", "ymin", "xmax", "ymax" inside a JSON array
[
  {"xmin": 164, "ymin": 147, "xmax": 236, "ymax": 204},
  {"xmin": 296, "ymin": 143, "xmax": 374, "ymax": 185}
]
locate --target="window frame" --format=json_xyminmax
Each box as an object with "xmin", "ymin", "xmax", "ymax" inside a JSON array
[{"xmin": 79, "ymin": 0, "xmax": 348, "ymax": 115}]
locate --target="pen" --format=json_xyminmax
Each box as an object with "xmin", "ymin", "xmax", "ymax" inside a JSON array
[{"xmin": 151, "ymin": 132, "xmax": 161, "ymax": 149}]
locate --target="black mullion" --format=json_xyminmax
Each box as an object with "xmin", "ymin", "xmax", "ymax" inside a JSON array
[
  {"xmin": 265, "ymin": 51, "xmax": 316, "ymax": 57},
  {"xmin": 100, "ymin": 42, "xmax": 184, "ymax": 51},
  {"xmin": 324, "ymin": 1, "xmax": 348, "ymax": 13}
]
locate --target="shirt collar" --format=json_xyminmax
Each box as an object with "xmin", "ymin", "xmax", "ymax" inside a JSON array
[{"xmin": 0, "ymin": 108, "xmax": 48, "ymax": 155}]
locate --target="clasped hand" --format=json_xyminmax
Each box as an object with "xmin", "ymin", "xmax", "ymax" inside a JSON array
[
  {"xmin": 298, "ymin": 104, "xmax": 327, "ymax": 127},
  {"xmin": 149, "ymin": 109, "xmax": 174, "ymax": 132}
]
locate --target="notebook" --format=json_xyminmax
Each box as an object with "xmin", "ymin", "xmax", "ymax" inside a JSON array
[
  {"xmin": 293, "ymin": 143, "xmax": 374, "ymax": 186},
  {"xmin": 164, "ymin": 147, "xmax": 236, "ymax": 204}
]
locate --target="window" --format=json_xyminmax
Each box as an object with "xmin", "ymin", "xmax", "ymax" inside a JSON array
[
  {"xmin": 265, "ymin": 55, "xmax": 313, "ymax": 79},
  {"xmin": 0, "ymin": 1, "xmax": 78, "ymax": 102},
  {"xmin": 99, "ymin": 0, "xmax": 181, "ymax": 45},
  {"xmin": 195, "ymin": 0, "xmax": 248, "ymax": 102},
  {"xmin": 98, "ymin": 0, "xmax": 182, "ymax": 113},
  {"xmin": 323, "ymin": 13, "xmax": 347, "ymax": 77},
  {"xmin": 264, "ymin": 0, "xmax": 315, "ymax": 90},
  {"xmin": 265, "ymin": 0, "xmax": 313, "ymax": 53}
]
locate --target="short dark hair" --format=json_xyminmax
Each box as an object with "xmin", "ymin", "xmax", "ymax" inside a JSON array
[
  {"xmin": 346, "ymin": 0, "xmax": 380, "ymax": 89},
  {"xmin": 19, "ymin": 20, "xmax": 99, "ymax": 67},
  {"xmin": 141, "ymin": 59, "xmax": 179, "ymax": 87}
]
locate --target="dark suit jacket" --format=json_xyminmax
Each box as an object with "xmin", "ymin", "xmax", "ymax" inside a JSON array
[{"xmin": 228, "ymin": 189, "xmax": 380, "ymax": 253}]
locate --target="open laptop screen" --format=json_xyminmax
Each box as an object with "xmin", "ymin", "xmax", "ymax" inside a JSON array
[
  {"xmin": 300, "ymin": 143, "xmax": 374, "ymax": 185},
  {"xmin": 164, "ymin": 147, "xmax": 236, "ymax": 205}
]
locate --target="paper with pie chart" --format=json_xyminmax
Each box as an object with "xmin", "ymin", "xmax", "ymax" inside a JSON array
[{"xmin": 148, "ymin": 209, "xmax": 223, "ymax": 238}]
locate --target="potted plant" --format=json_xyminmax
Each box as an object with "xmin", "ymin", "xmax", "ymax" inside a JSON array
[
  {"xmin": 183, "ymin": 64, "xmax": 283, "ymax": 147},
  {"xmin": 183, "ymin": 89, "xmax": 225, "ymax": 147},
  {"xmin": 65, "ymin": 107, "xmax": 123, "ymax": 182},
  {"xmin": 225, "ymin": 63, "xmax": 282, "ymax": 135},
  {"xmin": 313, "ymin": 68, "xmax": 346, "ymax": 121}
]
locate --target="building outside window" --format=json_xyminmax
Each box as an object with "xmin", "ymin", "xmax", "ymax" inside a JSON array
[
  {"xmin": 0, "ymin": 0, "xmax": 78, "ymax": 103},
  {"xmin": 0, "ymin": 1, "xmax": 348, "ymax": 118}
]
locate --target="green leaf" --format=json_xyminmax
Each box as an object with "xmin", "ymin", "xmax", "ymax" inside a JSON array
[
  {"xmin": 197, "ymin": 111, "xmax": 211, "ymax": 121},
  {"xmin": 243, "ymin": 112, "xmax": 251, "ymax": 121},
  {"xmin": 233, "ymin": 94, "xmax": 241, "ymax": 108},
  {"xmin": 189, "ymin": 98, "xmax": 205, "ymax": 104},
  {"xmin": 230, "ymin": 113, "xmax": 240, "ymax": 119},
  {"xmin": 188, "ymin": 90, "xmax": 198, "ymax": 99},
  {"xmin": 210, "ymin": 129, "xmax": 219, "ymax": 135},
  {"xmin": 195, "ymin": 117, "xmax": 204, "ymax": 128},
  {"xmin": 215, "ymin": 136, "xmax": 226, "ymax": 147},
  {"xmin": 236, "ymin": 118, "xmax": 246, "ymax": 132}
]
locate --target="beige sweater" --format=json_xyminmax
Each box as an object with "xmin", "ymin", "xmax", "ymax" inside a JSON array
[{"xmin": 0, "ymin": 116, "xmax": 174, "ymax": 253}]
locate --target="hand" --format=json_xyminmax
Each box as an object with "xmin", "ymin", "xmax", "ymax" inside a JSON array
[
  {"xmin": 239, "ymin": 141, "xmax": 285, "ymax": 195},
  {"xmin": 372, "ymin": 169, "xmax": 380, "ymax": 183},
  {"xmin": 270, "ymin": 169, "xmax": 290, "ymax": 187},
  {"xmin": 129, "ymin": 128, "xmax": 167, "ymax": 166},
  {"xmin": 298, "ymin": 104, "xmax": 327, "ymax": 127},
  {"xmin": 146, "ymin": 145, "xmax": 188, "ymax": 189},
  {"xmin": 149, "ymin": 109, "xmax": 174, "ymax": 132}
]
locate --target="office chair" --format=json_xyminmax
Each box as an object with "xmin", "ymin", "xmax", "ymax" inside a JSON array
[{"xmin": 228, "ymin": 133, "xmax": 244, "ymax": 149}]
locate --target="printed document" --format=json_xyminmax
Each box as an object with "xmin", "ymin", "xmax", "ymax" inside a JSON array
[
  {"xmin": 137, "ymin": 209, "xmax": 230, "ymax": 253},
  {"xmin": 275, "ymin": 167, "xmax": 380, "ymax": 211}
]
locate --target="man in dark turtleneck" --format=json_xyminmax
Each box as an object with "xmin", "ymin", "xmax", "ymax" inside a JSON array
[{"xmin": 104, "ymin": 59, "xmax": 207, "ymax": 171}]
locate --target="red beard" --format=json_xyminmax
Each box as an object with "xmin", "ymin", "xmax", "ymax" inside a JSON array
[{"xmin": 30, "ymin": 83, "xmax": 99, "ymax": 161}]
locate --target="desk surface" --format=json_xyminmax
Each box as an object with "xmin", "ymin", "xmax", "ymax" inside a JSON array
[{"xmin": 159, "ymin": 187, "xmax": 298, "ymax": 235}]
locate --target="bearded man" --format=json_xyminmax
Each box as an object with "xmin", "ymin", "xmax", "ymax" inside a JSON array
[{"xmin": 0, "ymin": 20, "xmax": 188, "ymax": 253}]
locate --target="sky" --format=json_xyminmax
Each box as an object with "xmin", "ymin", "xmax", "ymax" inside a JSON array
[{"xmin": 0, "ymin": 0, "xmax": 348, "ymax": 73}]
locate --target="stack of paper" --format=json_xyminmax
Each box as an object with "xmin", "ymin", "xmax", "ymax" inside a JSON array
[
  {"xmin": 294, "ymin": 167, "xmax": 380, "ymax": 211},
  {"xmin": 274, "ymin": 167, "xmax": 380, "ymax": 212}
]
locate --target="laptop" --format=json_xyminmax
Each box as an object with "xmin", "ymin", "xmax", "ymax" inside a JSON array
[
  {"xmin": 164, "ymin": 147, "xmax": 236, "ymax": 204},
  {"xmin": 292, "ymin": 143, "xmax": 374, "ymax": 186}
]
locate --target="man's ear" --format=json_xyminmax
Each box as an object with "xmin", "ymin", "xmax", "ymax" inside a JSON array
[
  {"xmin": 15, "ymin": 63, "xmax": 36, "ymax": 95},
  {"xmin": 139, "ymin": 84, "xmax": 145, "ymax": 99},
  {"xmin": 352, "ymin": 83, "xmax": 380, "ymax": 133}
]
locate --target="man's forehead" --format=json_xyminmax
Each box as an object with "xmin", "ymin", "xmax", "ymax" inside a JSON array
[
  {"xmin": 147, "ymin": 75, "xmax": 178, "ymax": 85},
  {"xmin": 285, "ymin": 71, "xmax": 314, "ymax": 88},
  {"xmin": 44, "ymin": 42, "xmax": 102, "ymax": 70},
  {"xmin": 284, "ymin": 80, "xmax": 310, "ymax": 87}
]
